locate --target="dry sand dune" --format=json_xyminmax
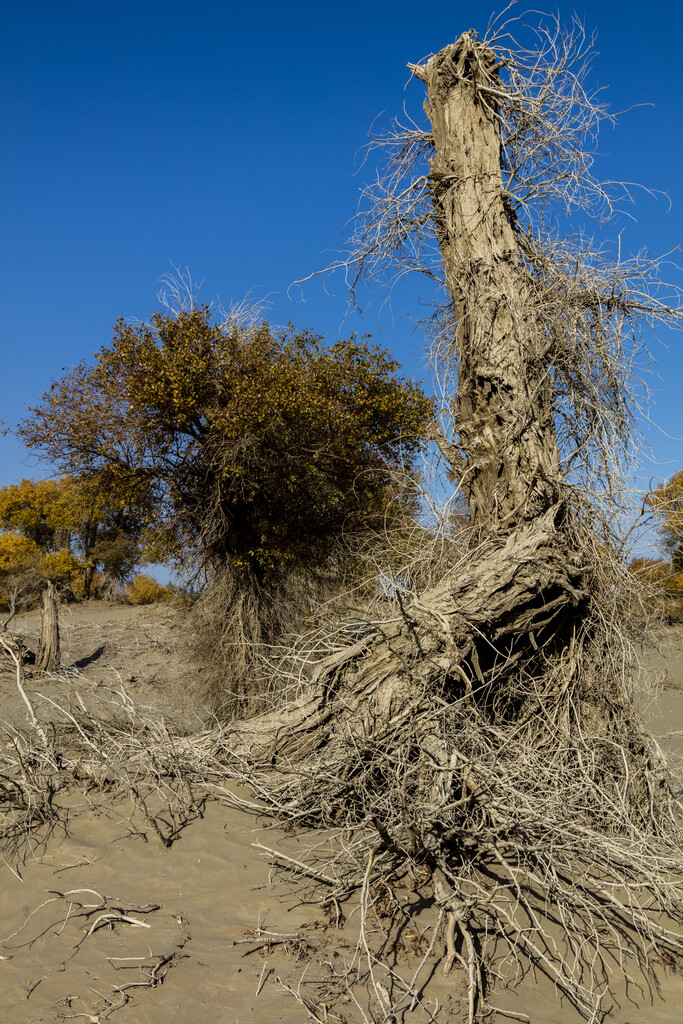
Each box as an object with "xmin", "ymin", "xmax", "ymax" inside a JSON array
[{"xmin": 1, "ymin": 603, "xmax": 682, "ymax": 1023}]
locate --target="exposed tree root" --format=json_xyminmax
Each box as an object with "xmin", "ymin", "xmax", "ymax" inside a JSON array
[
  {"xmin": 244, "ymin": 19, "xmax": 683, "ymax": 1017},
  {"xmin": 0, "ymin": 591, "xmax": 680, "ymax": 1021},
  {"xmin": 219, "ymin": 513, "xmax": 683, "ymax": 1021}
]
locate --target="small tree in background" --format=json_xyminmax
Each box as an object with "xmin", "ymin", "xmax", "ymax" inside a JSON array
[
  {"xmin": 0, "ymin": 475, "xmax": 153, "ymax": 673},
  {"xmin": 648, "ymin": 470, "xmax": 683, "ymax": 571},
  {"xmin": 18, "ymin": 307, "xmax": 434, "ymax": 708},
  {"xmin": 0, "ymin": 479, "xmax": 65, "ymax": 549},
  {"xmin": 0, "ymin": 475, "xmax": 151, "ymax": 599},
  {"xmin": 0, "ymin": 531, "xmax": 67, "ymax": 670}
]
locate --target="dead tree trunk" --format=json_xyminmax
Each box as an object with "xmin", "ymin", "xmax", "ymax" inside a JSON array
[
  {"xmin": 236, "ymin": 34, "xmax": 588, "ymax": 756},
  {"xmin": 230, "ymin": 29, "xmax": 683, "ymax": 1022},
  {"xmin": 417, "ymin": 41, "xmax": 562, "ymax": 533},
  {"xmin": 36, "ymin": 581, "xmax": 60, "ymax": 674}
]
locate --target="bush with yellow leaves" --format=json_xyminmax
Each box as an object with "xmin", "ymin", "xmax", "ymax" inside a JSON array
[{"xmin": 123, "ymin": 573, "xmax": 170, "ymax": 605}]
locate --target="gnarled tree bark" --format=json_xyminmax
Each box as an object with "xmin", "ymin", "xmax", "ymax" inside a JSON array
[
  {"xmin": 229, "ymin": 29, "xmax": 682, "ymax": 1023},
  {"xmin": 36, "ymin": 580, "xmax": 60, "ymax": 675},
  {"xmin": 418, "ymin": 39, "xmax": 561, "ymax": 533},
  {"xmin": 234, "ymin": 34, "xmax": 587, "ymax": 756}
]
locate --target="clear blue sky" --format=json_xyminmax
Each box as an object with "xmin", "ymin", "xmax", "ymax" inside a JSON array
[{"xmin": 1, "ymin": 1, "xmax": 681, "ymax": 500}]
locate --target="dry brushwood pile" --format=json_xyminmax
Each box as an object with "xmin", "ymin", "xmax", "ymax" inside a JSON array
[{"xmin": 1, "ymin": 12, "xmax": 683, "ymax": 1024}]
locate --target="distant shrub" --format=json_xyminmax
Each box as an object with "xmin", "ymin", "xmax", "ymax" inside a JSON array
[
  {"xmin": 629, "ymin": 557, "xmax": 683, "ymax": 622},
  {"xmin": 162, "ymin": 581, "xmax": 196, "ymax": 610},
  {"xmin": 124, "ymin": 573, "xmax": 170, "ymax": 605}
]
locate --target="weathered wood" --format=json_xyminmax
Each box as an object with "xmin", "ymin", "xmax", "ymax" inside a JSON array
[
  {"xmin": 229, "ymin": 36, "xmax": 590, "ymax": 760},
  {"xmin": 422, "ymin": 34, "xmax": 561, "ymax": 534},
  {"xmin": 227, "ymin": 30, "xmax": 683, "ymax": 1022},
  {"xmin": 231, "ymin": 506, "xmax": 586, "ymax": 761},
  {"xmin": 36, "ymin": 581, "xmax": 60, "ymax": 674}
]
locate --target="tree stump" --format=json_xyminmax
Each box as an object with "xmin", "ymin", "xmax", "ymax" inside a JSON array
[{"xmin": 36, "ymin": 581, "xmax": 60, "ymax": 674}]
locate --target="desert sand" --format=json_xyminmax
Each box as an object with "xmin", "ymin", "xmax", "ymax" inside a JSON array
[{"xmin": 1, "ymin": 602, "xmax": 682, "ymax": 1023}]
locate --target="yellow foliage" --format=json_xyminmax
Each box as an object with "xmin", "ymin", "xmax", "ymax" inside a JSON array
[
  {"xmin": 0, "ymin": 532, "xmax": 42, "ymax": 610},
  {"xmin": 71, "ymin": 568, "xmax": 106, "ymax": 600},
  {"xmin": 647, "ymin": 471, "xmax": 683, "ymax": 567},
  {"xmin": 629, "ymin": 557, "xmax": 683, "ymax": 618},
  {"xmin": 0, "ymin": 531, "xmax": 40, "ymax": 572},
  {"xmin": 39, "ymin": 548, "xmax": 80, "ymax": 584},
  {"xmin": 0, "ymin": 473, "xmax": 150, "ymax": 596},
  {"xmin": 124, "ymin": 573, "xmax": 170, "ymax": 605}
]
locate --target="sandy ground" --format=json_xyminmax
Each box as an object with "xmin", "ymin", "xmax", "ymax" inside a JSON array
[{"xmin": 1, "ymin": 603, "xmax": 683, "ymax": 1023}]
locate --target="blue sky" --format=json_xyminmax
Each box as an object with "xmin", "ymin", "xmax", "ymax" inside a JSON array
[{"xmin": 1, "ymin": 1, "xmax": 681, "ymax": 515}]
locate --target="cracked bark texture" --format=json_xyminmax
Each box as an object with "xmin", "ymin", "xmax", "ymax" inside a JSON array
[
  {"xmin": 227, "ymin": 33, "xmax": 683, "ymax": 1021},
  {"xmin": 36, "ymin": 581, "xmax": 61, "ymax": 675},
  {"xmin": 231, "ymin": 34, "xmax": 587, "ymax": 759},
  {"xmin": 418, "ymin": 35, "xmax": 562, "ymax": 534}
]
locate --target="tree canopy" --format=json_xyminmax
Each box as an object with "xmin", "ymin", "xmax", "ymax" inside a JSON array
[
  {"xmin": 648, "ymin": 470, "xmax": 683, "ymax": 571},
  {"xmin": 18, "ymin": 308, "xmax": 434, "ymax": 585},
  {"xmin": 0, "ymin": 475, "xmax": 151, "ymax": 598}
]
